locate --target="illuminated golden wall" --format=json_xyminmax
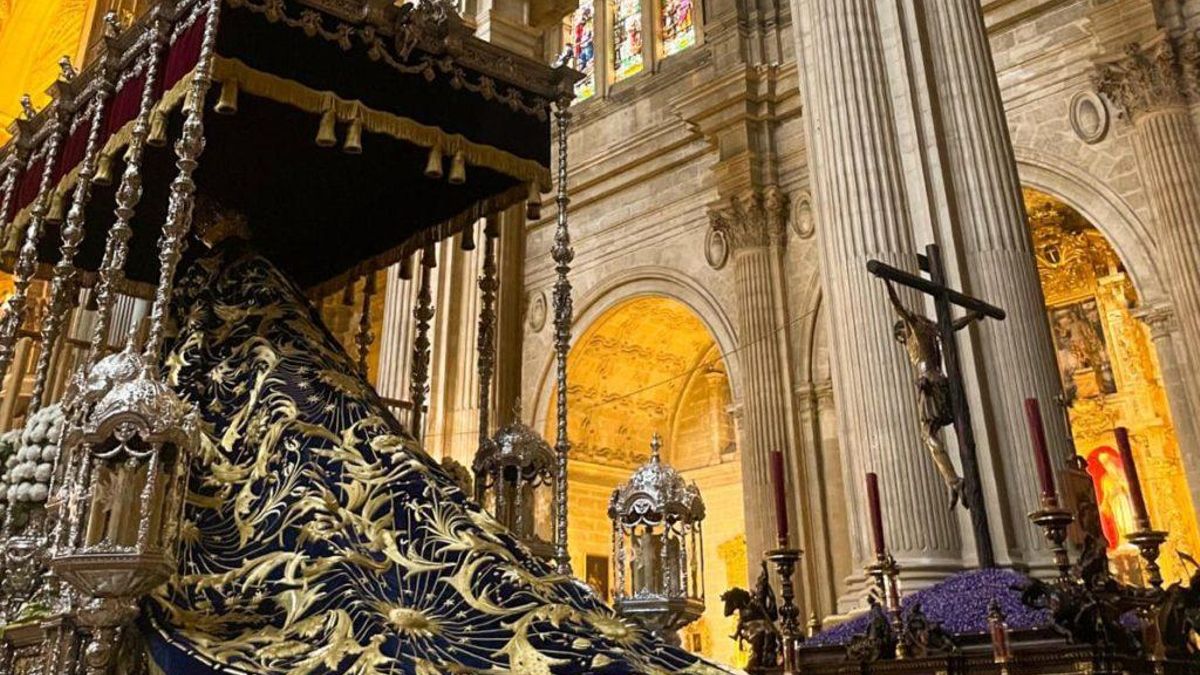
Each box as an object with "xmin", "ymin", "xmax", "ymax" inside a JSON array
[
  {"xmin": 1027, "ymin": 188, "xmax": 1200, "ymax": 585},
  {"xmin": 0, "ymin": 0, "xmax": 100, "ymax": 142},
  {"xmin": 548, "ymin": 296, "xmax": 746, "ymax": 667}
]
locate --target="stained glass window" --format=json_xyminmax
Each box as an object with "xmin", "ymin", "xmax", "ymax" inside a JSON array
[
  {"xmin": 611, "ymin": 0, "xmax": 644, "ymax": 82},
  {"xmin": 660, "ymin": 0, "xmax": 695, "ymax": 57},
  {"xmin": 568, "ymin": 0, "xmax": 596, "ymax": 100}
]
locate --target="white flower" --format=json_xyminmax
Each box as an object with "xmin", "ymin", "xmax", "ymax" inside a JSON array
[
  {"xmin": 3, "ymin": 485, "xmax": 14, "ymax": 503},
  {"xmin": 41, "ymin": 446, "xmax": 57, "ymax": 462},
  {"xmin": 15, "ymin": 483, "xmax": 31, "ymax": 502},
  {"xmin": 5, "ymin": 455, "xmax": 17, "ymax": 469},
  {"xmin": 34, "ymin": 463, "xmax": 52, "ymax": 482},
  {"xmin": 28, "ymin": 484, "xmax": 48, "ymax": 503}
]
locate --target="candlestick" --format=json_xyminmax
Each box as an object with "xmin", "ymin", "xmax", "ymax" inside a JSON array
[
  {"xmin": 766, "ymin": 547, "xmax": 803, "ymax": 674},
  {"xmin": 1114, "ymin": 427, "xmax": 1150, "ymax": 530},
  {"xmin": 865, "ymin": 473, "xmax": 886, "ymax": 557},
  {"xmin": 1024, "ymin": 398, "xmax": 1057, "ymax": 506},
  {"xmin": 771, "ymin": 451, "xmax": 790, "ymax": 547},
  {"xmin": 1028, "ymin": 506, "xmax": 1074, "ymax": 581}
]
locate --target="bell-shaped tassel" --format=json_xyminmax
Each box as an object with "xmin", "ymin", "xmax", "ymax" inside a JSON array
[
  {"xmin": 215, "ymin": 78, "xmax": 238, "ymax": 115},
  {"xmin": 316, "ymin": 107, "xmax": 337, "ymax": 148},
  {"xmin": 147, "ymin": 107, "xmax": 168, "ymax": 146},
  {"xmin": 448, "ymin": 150, "xmax": 466, "ymax": 185},
  {"xmin": 343, "ymin": 112, "xmax": 363, "ymax": 155},
  {"xmin": 526, "ymin": 182, "xmax": 542, "ymax": 220},
  {"xmin": 424, "ymin": 145, "xmax": 444, "ymax": 179},
  {"xmin": 93, "ymin": 151, "xmax": 114, "ymax": 186},
  {"xmin": 363, "ymin": 270, "xmax": 377, "ymax": 295},
  {"xmin": 47, "ymin": 189, "xmax": 67, "ymax": 223},
  {"xmin": 460, "ymin": 222, "xmax": 475, "ymax": 251},
  {"xmin": 398, "ymin": 254, "xmax": 414, "ymax": 281}
]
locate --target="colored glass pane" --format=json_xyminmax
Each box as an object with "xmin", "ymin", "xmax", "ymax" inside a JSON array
[
  {"xmin": 611, "ymin": 0, "xmax": 643, "ymax": 82},
  {"xmin": 660, "ymin": 0, "xmax": 694, "ymax": 57},
  {"xmin": 569, "ymin": 0, "xmax": 595, "ymax": 100}
]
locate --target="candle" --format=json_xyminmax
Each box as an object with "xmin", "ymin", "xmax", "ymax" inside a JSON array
[
  {"xmin": 770, "ymin": 451, "xmax": 790, "ymax": 547},
  {"xmin": 866, "ymin": 472, "xmax": 886, "ymax": 557},
  {"xmin": 1115, "ymin": 427, "xmax": 1150, "ymax": 530},
  {"xmin": 1024, "ymin": 398, "xmax": 1057, "ymax": 504}
]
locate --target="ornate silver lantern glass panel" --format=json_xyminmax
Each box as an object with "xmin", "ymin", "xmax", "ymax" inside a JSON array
[
  {"xmin": 50, "ymin": 346, "xmax": 197, "ymax": 601},
  {"xmin": 609, "ymin": 434, "xmax": 706, "ymax": 647},
  {"xmin": 473, "ymin": 417, "xmax": 557, "ymax": 560}
]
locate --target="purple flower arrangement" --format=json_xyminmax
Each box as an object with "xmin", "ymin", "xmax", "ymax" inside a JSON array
[{"xmin": 806, "ymin": 568, "xmax": 1050, "ymax": 646}]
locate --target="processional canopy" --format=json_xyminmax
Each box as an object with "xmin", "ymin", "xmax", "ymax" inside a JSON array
[{"xmin": 0, "ymin": 0, "xmax": 576, "ymax": 296}]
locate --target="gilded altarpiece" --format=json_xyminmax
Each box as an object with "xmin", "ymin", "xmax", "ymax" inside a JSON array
[{"xmin": 1026, "ymin": 189, "xmax": 1200, "ymax": 585}]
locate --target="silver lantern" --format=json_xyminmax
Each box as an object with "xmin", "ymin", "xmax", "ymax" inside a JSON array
[
  {"xmin": 50, "ymin": 346, "xmax": 197, "ymax": 671},
  {"xmin": 473, "ymin": 416, "xmax": 557, "ymax": 560},
  {"xmin": 609, "ymin": 433, "xmax": 706, "ymax": 647}
]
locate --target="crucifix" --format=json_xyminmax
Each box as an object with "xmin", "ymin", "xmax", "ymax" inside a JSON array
[{"xmin": 867, "ymin": 244, "xmax": 1005, "ymax": 568}]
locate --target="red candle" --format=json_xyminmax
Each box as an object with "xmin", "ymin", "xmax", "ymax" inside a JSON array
[
  {"xmin": 866, "ymin": 472, "xmax": 886, "ymax": 557},
  {"xmin": 1024, "ymin": 398, "xmax": 1058, "ymax": 504},
  {"xmin": 770, "ymin": 451, "xmax": 790, "ymax": 547},
  {"xmin": 1115, "ymin": 427, "xmax": 1150, "ymax": 529}
]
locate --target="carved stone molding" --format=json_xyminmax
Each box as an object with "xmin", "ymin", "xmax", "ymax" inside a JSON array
[
  {"xmin": 706, "ymin": 186, "xmax": 789, "ymax": 253},
  {"xmin": 1133, "ymin": 304, "xmax": 1178, "ymax": 339},
  {"xmin": 1093, "ymin": 31, "xmax": 1200, "ymax": 120}
]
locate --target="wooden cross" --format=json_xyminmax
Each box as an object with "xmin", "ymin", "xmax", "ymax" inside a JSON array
[{"xmin": 867, "ymin": 244, "xmax": 1005, "ymax": 568}]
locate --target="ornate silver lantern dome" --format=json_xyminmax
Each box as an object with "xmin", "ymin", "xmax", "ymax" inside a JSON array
[
  {"xmin": 473, "ymin": 413, "xmax": 557, "ymax": 560},
  {"xmin": 609, "ymin": 433, "xmax": 706, "ymax": 647}
]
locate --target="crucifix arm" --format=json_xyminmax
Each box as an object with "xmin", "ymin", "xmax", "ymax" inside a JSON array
[
  {"xmin": 953, "ymin": 310, "xmax": 984, "ymax": 332},
  {"xmin": 884, "ymin": 279, "xmax": 918, "ymax": 324}
]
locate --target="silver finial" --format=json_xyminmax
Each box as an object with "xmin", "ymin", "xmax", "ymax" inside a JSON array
[
  {"xmin": 650, "ymin": 432, "xmax": 662, "ymax": 461},
  {"xmin": 59, "ymin": 56, "xmax": 77, "ymax": 81},
  {"xmin": 20, "ymin": 95, "xmax": 36, "ymax": 119},
  {"xmin": 104, "ymin": 11, "xmax": 122, "ymax": 38}
]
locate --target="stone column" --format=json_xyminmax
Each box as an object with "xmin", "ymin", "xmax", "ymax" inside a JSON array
[
  {"xmin": 795, "ymin": 0, "xmax": 962, "ymax": 583},
  {"xmin": 921, "ymin": 1, "xmax": 1072, "ymax": 565},
  {"xmin": 708, "ymin": 187, "xmax": 794, "ymax": 567},
  {"xmin": 1136, "ymin": 304, "xmax": 1200, "ymax": 523},
  {"xmin": 1095, "ymin": 32, "xmax": 1200, "ymax": 420}
]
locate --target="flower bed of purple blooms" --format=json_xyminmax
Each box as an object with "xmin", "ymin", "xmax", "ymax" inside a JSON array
[{"xmin": 805, "ymin": 568, "xmax": 1051, "ymax": 647}]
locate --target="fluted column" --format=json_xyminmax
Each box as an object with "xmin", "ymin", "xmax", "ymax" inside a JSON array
[
  {"xmin": 922, "ymin": 1, "xmax": 1071, "ymax": 565},
  {"xmin": 1136, "ymin": 305, "xmax": 1200, "ymax": 522},
  {"xmin": 709, "ymin": 187, "xmax": 794, "ymax": 567},
  {"xmin": 796, "ymin": 0, "xmax": 962, "ymax": 583},
  {"xmin": 1095, "ymin": 33, "xmax": 1200, "ymax": 421}
]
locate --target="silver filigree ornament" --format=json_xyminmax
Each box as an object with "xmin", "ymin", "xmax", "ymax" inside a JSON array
[
  {"xmin": 474, "ymin": 415, "xmax": 557, "ymax": 560},
  {"xmin": 608, "ymin": 434, "xmax": 706, "ymax": 647}
]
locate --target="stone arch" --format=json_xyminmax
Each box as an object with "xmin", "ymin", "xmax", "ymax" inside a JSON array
[
  {"xmin": 1015, "ymin": 149, "xmax": 1168, "ymax": 306},
  {"xmin": 531, "ymin": 266, "xmax": 741, "ymax": 429}
]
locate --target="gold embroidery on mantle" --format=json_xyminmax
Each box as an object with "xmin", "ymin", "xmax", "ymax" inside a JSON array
[{"xmin": 1027, "ymin": 187, "xmax": 1200, "ymax": 585}]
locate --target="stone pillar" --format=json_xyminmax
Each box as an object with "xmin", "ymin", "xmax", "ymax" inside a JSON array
[
  {"xmin": 1095, "ymin": 33, "xmax": 1200, "ymax": 422},
  {"xmin": 708, "ymin": 187, "xmax": 794, "ymax": 567},
  {"xmin": 795, "ymin": 0, "xmax": 962, "ymax": 583},
  {"xmin": 1136, "ymin": 304, "xmax": 1200, "ymax": 523},
  {"xmin": 921, "ymin": 1, "xmax": 1071, "ymax": 566},
  {"xmin": 377, "ymin": 263, "xmax": 417, "ymax": 402}
]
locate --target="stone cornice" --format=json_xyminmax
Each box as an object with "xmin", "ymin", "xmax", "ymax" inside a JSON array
[
  {"xmin": 707, "ymin": 186, "xmax": 789, "ymax": 252},
  {"xmin": 1093, "ymin": 30, "xmax": 1200, "ymax": 120},
  {"xmin": 1133, "ymin": 303, "xmax": 1178, "ymax": 338}
]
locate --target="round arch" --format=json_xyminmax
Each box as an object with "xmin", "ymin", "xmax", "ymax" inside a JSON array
[
  {"xmin": 1015, "ymin": 148, "xmax": 1168, "ymax": 306},
  {"xmin": 531, "ymin": 266, "xmax": 741, "ymax": 430}
]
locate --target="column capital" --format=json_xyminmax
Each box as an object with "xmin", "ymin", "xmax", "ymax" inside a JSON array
[
  {"xmin": 1093, "ymin": 31, "xmax": 1200, "ymax": 120},
  {"xmin": 707, "ymin": 186, "xmax": 789, "ymax": 253},
  {"xmin": 1134, "ymin": 303, "xmax": 1178, "ymax": 338}
]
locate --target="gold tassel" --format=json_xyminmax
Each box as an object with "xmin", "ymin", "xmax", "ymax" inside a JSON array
[
  {"xmin": 47, "ymin": 189, "xmax": 66, "ymax": 223},
  {"xmin": 147, "ymin": 106, "xmax": 168, "ymax": 146},
  {"xmin": 424, "ymin": 145, "xmax": 444, "ymax": 179},
  {"xmin": 316, "ymin": 106, "xmax": 337, "ymax": 147},
  {"xmin": 94, "ymin": 151, "xmax": 114, "ymax": 186},
  {"xmin": 526, "ymin": 182, "xmax": 541, "ymax": 220},
  {"xmin": 343, "ymin": 108, "xmax": 363, "ymax": 154},
  {"xmin": 215, "ymin": 78, "xmax": 238, "ymax": 115},
  {"xmin": 448, "ymin": 150, "xmax": 466, "ymax": 185}
]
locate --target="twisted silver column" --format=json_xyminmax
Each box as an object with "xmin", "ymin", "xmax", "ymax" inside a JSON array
[{"xmin": 551, "ymin": 99, "xmax": 573, "ymax": 576}]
